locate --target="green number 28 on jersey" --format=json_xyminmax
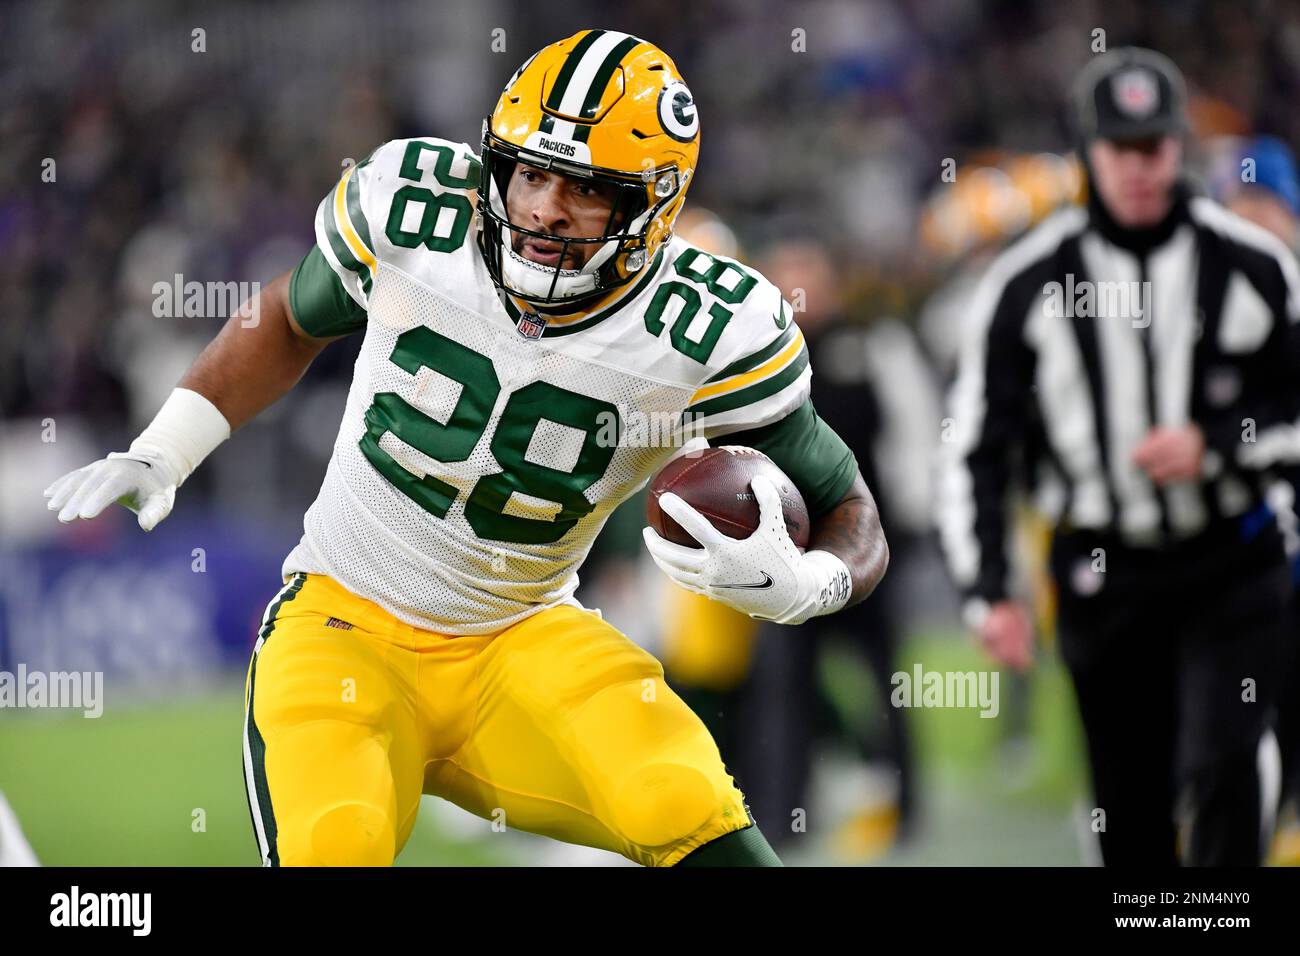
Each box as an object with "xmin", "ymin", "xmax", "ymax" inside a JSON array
[{"xmin": 358, "ymin": 327, "xmax": 621, "ymax": 545}]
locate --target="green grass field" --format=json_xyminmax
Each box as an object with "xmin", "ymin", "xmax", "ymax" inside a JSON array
[{"xmin": 0, "ymin": 631, "xmax": 1089, "ymax": 866}]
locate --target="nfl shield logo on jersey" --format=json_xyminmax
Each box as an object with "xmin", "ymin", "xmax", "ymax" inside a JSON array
[{"xmin": 516, "ymin": 311, "xmax": 547, "ymax": 340}]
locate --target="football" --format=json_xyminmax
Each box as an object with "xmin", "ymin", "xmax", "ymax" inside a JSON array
[{"xmin": 646, "ymin": 446, "xmax": 811, "ymax": 549}]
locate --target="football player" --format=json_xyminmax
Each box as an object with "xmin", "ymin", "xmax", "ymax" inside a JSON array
[{"xmin": 44, "ymin": 30, "xmax": 888, "ymax": 867}]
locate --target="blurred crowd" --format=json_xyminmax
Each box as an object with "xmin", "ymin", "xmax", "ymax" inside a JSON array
[
  {"xmin": 5, "ymin": 0, "xmax": 1300, "ymax": 863},
  {"xmin": 6, "ymin": 0, "xmax": 1300, "ymax": 525}
]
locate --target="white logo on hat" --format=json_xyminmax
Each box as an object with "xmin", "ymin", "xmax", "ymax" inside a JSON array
[{"xmin": 1112, "ymin": 68, "xmax": 1159, "ymax": 119}]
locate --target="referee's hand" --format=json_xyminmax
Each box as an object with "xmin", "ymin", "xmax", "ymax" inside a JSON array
[{"xmin": 976, "ymin": 600, "xmax": 1034, "ymax": 672}]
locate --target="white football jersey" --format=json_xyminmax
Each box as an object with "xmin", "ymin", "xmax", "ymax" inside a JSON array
[{"xmin": 282, "ymin": 137, "xmax": 811, "ymax": 634}]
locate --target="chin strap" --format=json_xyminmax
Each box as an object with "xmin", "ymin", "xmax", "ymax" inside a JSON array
[{"xmin": 500, "ymin": 245, "xmax": 600, "ymax": 300}]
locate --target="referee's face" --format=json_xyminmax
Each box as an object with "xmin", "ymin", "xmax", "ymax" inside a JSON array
[{"xmin": 1088, "ymin": 136, "xmax": 1183, "ymax": 228}]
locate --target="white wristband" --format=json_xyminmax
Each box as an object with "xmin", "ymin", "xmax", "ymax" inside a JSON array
[
  {"xmin": 128, "ymin": 387, "xmax": 231, "ymax": 486},
  {"xmin": 803, "ymin": 549, "xmax": 854, "ymax": 619}
]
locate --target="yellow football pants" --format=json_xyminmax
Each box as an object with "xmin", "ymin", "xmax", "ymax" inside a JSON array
[{"xmin": 242, "ymin": 573, "xmax": 751, "ymax": 867}]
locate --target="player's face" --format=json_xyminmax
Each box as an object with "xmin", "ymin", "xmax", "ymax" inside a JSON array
[
  {"xmin": 1088, "ymin": 135, "xmax": 1182, "ymax": 228},
  {"xmin": 506, "ymin": 163, "xmax": 621, "ymax": 270}
]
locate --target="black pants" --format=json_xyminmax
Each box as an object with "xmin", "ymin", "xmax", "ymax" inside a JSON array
[
  {"xmin": 734, "ymin": 592, "xmax": 915, "ymax": 849},
  {"xmin": 1051, "ymin": 520, "xmax": 1290, "ymax": 866}
]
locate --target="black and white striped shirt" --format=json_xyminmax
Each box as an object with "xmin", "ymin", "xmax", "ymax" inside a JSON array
[{"xmin": 937, "ymin": 191, "xmax": 1300, "ymax": 607}]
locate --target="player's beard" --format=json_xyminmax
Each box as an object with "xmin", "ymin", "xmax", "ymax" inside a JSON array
[{"xmin": 510, "ymin": 230, "xmax": 585, "ymax": 271}]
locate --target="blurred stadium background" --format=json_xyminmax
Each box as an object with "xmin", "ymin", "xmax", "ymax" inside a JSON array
[{"xmin": 3, "ymin": 0, "xmax": 1299, "ymax": 866}]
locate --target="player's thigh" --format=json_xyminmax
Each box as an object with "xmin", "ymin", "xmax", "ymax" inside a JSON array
[
  {"xmin": 435, "ymin": 604, "xmax": 750, "ymax": 866},
  {"xmin": 243, "ymin": 581, "xmax": 424, "ymax": 866}
]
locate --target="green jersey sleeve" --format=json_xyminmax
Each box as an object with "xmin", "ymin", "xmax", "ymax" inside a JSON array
[
  {"xmin": 710, "ymin": 397, "xmax": 858, "ymax": 520},
  {"xmin": 288, "ymin": 245, "xmax": 368, "ymax": 338}
]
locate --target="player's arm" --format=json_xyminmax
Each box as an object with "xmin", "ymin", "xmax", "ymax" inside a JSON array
[
  {"xmin": 178, "ymin": 266, "xmax": 345, "ymax": 431},
  {"xmin": 1188, "ymin": 228, "xmax": 1300, "ymax": 476},
  {"xmin": 44, "ymin": 247, "xmax": 364, "ymax": 530},
  {"xmin": 189, "ymin": 143, "xmax": 388, "ymax": 428},
  {"xmin": 806, "ymin": 469, "xmax": 888, "ymax": 608}
]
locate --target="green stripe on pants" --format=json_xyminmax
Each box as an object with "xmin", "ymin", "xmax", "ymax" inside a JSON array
[{"xmin": 244, "ymin": 573, "xmax": 306, "ymax": 867}]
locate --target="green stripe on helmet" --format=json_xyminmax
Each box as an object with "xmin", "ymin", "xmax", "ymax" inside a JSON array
[
  {"xmin": 545, "ymin": 29, "xmax": 605, "ymax": 112},
  {"xmin": 578, "ymin": 35, "xmax": 642, "ymax": 119}
]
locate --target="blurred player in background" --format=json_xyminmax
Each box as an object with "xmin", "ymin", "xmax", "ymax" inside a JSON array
[
  {"xmin": 651, "ymin": 208, "xmax": 764, "ymax": 767},
  {"xmin": 918, "ymin": 155, "xmax": 1084, "ymax": 379},
  {"xmin": 1219, "ymin": 137, "xmax": 1300, "ymax": 251},
  {"xmin": 738, "ymin": 240, "xmax": 936, "ymax": 859},
  {"xmin": 656, "ymin": 225, "xmax": 933, "ymax": 861},
  {"xmin": 42, "ymin": 31, "xmax": 887, "ymax": 867}
]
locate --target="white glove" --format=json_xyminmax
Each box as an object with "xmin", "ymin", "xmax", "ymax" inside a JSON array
[
  {"xmin": 42, "ymin": 387, "xmax": 231, "ymax": 532},
  {"xmin": 44, "ymin": 449, "xmax": 181, "ymax": 531},
  {"xmin": 642, "ymin": 474, "xmax": 853, "ymax": 625}
]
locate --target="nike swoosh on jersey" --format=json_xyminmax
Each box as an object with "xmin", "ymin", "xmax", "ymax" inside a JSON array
[
  {"xmin": 124, "ymin": 458, "xmax": 153, "ymax": 469},
  {"xmin": 714, "ymin": 572, "xmax": 774, "ymax": 590}
]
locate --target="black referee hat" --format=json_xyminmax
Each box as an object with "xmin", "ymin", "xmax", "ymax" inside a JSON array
[{"xmin": 1072, "ymin": 47, "xmax": 1189, "ymax": 142}]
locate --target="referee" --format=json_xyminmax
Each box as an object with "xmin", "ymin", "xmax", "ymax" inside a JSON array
[{"xmin": 937, "ymin": 47, "xmax": 1300, "ymax": 865}]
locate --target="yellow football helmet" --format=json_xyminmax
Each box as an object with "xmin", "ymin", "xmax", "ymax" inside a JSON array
[{"xmin": 478, "ymin": 30, "xmax": 700, "ymax": 306}]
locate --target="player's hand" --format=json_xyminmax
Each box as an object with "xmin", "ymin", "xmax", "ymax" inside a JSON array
[
  {"xmin": 43, "ymin": 450, "xmax": 181, "ymax": 531},
  {"xmin": 642, "ymin": 474, "xmax": 851, "ymax": 625},
  {"xmin": 1131, "ymin": 424, "xmax": 1204, "ymax": 485},
  {"xmin": 975, "ymin": 600, "xmax": 1034, "ymax": 672}
]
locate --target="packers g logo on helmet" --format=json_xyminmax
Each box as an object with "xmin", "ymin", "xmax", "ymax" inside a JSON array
[
  {"xmin": 477, "ymin": 30, "xmax": 701, "ymax": 306},
  {"xmin": 657, "ymin": 81, "xmax": 698, "ymax": 143}
]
